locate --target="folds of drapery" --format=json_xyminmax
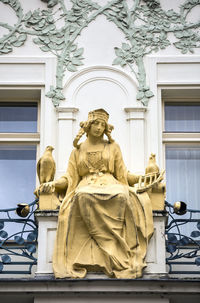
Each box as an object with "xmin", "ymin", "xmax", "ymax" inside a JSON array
[{"xmin": 53, "ymin": 142, "xmax": 154, "ymax": 279}]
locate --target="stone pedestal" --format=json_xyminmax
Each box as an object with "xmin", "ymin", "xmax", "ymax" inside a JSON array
[
  {"xmin": 148, "ymin": 183, "xmax": 166, "ymax": 211},
  {"xmin": 35, "ymin": 210, "xmax": 168, "ymax": 277},
  {"xmin": 38, "ymin": 193, "xmax": 61, "ymax": 210},
  {"xmin": 35, "ymin": 210, "xmax": 58, "ymax": 275},
  {"xmin": 144, "ymin": 211, "xmax": 168, "ymax": 277}
]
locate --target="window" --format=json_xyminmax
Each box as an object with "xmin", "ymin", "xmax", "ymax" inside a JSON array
[
  {"xmin": 165, "ymin": 103, "xmax": 200, "ymax": 132},
  {"xmin": 0, "ymin": 90, "xmax": 40, "ymax": 209},
  {"xmin": 0, "ymin": 145, "xmax": 37, "ymax": 208},
  {"xmin": 162, "ymin": 89, "xmax": 200, "ymax": 233},
  {"xmin": 0, "ymin": 102, "xmax": 37, "ymax": 133}
]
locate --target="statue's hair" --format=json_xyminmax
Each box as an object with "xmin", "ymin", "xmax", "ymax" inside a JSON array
[{"xmin": 73, "ymin": 119, "xmax": 114, "ymax": 149}]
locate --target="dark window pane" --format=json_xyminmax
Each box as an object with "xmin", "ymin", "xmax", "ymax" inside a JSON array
[
  {"xmin": 0, "ymin": 102, "xmax": 37, "ymax": 133},
  {"xmin": 165, "ymin": 103, "xmax": 200, "ymax": 132}
]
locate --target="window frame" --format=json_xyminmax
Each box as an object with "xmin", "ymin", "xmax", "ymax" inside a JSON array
[
  {"xmin": 161, "ymin": 88, "xmax": 200, "ymax": 168},
  {"xmin": 161, "ymin": 87, "xmax": 200, "ymax": 212},
  {"xmin": 0, "ymin": 88, "xmax": 41, "ymax": 192}
]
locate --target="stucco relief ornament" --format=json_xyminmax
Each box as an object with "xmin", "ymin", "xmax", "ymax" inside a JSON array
[
  {"xmin": 0, "ymin": 0, "xmax": 200, "ymax": 106},
  {"xmin": 35, "ymin": 109, "xmax": 165, "ymax": 279}
]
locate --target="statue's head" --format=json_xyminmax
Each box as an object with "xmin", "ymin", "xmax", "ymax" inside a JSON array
[
  {"xmin": 82, "ymin": 109, "xmax": 113, "ymax": 134},
  {"xmin": 88, "ymin": 109, "xmax": 109, "ymax": 123},
  {"xmin": 46, "ymin": 146, "xmax": 54, "ymax": 152},
  {"xmin": 73, "ymin": 109, "xmax": 114, "ymax": 148}
]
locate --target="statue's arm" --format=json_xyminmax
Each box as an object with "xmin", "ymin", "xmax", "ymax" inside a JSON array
[
  {"xmin": 127, "ymin": 172, "xmax": 140, "ymax": 186},
  {"xmin": 36, "ymin": 174, "xmax": 68, "ymax": 195},
  {"xmin": 113, "ymin": 143, "xmax": 139, "ymax": 186},
  {"xmin": 54, "ymin": 176, "xmax": 68, "ymax": 192}
]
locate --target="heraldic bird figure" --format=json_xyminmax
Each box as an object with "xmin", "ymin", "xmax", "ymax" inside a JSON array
[
  {"xmin": 145, "ymin": 153, "xmax": 160, "ymax": 175},
  {"xmin": 37, "ymin": 146, "xmax": 56, "ymax": 184}
]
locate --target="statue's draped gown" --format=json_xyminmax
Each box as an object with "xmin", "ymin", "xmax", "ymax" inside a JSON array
[{"xmin": 53, "ymin": 141, "xmax": 153, "ymax": 278}]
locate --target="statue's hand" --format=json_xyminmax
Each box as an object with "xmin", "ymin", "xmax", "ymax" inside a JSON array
[
  {"xmin": 137, "ymin": 170, "xmax": 165, "ymax": 193},
  {"xmin": 40, "ymin": 181, "xmax": 55, "ymax": 194}
]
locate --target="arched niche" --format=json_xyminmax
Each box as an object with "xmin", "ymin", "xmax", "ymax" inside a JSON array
[{"xmin": 61, "ymin": 65, "xmax": 138, "ymax": 167}]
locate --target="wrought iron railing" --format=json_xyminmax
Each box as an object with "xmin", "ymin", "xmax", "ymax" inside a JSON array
[
  {"xmin": 165, "ymin": 201, "xmax": 200, "ymax": 275},
  {"xmin": 1, "ymin": 198, "xmax": 199, "ymax": 276},
  {"xmin": 0, "ymin": 199, "xmax": 38, "ymax": 275}
]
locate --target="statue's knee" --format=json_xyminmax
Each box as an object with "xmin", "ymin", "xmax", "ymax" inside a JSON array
[
  {"xmin": 115, "ymin": 193, "xmax": 127, "ymax": 202},
  {"xmin": 75, "ymin": 191, "xmax": 91, "ymax": 203}
]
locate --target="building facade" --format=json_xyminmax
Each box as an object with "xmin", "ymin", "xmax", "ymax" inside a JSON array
[{"xmin": 0, "ymin": 0, "xmax": 200, "ymax": 302}]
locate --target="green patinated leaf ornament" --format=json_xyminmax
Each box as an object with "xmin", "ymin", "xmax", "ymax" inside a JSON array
[{"xmin": 0, "ymin": 0, "xmax": 200, "ymax": 106}]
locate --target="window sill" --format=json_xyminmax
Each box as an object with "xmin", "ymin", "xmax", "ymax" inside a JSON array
[
  {"xmin": 163, "ymin": 132, "xmax": 200, "ymax": 143},
  {"xmin": 0, "ymin": 132, "xmax": 40, "ymax": 142}
]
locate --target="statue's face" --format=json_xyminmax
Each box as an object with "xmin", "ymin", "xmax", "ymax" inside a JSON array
[{"xmin": 89, "ymin": 119, "xmax": 106, "ymax": 137}]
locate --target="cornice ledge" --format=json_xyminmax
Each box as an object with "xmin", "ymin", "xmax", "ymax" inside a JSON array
[
  {"xmin": 56, "ymin": 107, "xmax": 79, "ymax": 113},
  {"xmin": 124, "ymin": 107, "xmax": 147, "ymax": 113}
]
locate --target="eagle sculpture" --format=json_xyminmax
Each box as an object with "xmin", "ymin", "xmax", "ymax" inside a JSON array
[
  {"xmin": 145, "ymin": 153, "xmax": 160, "ymax": 175},
  {"xmin": 37, "ymin": 146, "xmax": 56, "ymax": 184}
]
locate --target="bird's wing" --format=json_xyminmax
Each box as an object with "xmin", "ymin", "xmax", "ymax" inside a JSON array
[
  {"xmin": 36, "ymin": 158, "xmax": 41, "ymax": 182},
  {"xmin": 51, "ymin": 160, "xmax": 56, "ymax": 180}
]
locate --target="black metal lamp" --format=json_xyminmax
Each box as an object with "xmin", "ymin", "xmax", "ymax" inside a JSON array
[
  {"xmin": 16, "ymin": 203, "xmax": 30, "ymax": 217},
  {"xmin": 173, "ymin": 201, "xmax": 187, "ymax": 215}
]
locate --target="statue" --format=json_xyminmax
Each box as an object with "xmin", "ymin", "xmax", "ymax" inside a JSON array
[
  {"xmin": 34, "ymin": 145, "xmax": 59, "ymax": 210},
  {"xmin": 37, "ymin": 145, "xmax": 56, "ymax": 184},
  {"xmin": 37, "ymin": 109, "xmax": 164, "ymax": 279}
]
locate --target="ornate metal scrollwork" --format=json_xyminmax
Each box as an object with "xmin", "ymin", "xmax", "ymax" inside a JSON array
[
  {"xmin": 165, "ymin": 201, "xmax": 200, "ymax": 275},
  {"xmin": 0, "ymin": 199, "xmax": 38, "ymax": 275}
]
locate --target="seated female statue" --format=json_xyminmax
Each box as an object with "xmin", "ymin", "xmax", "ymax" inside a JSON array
[{"xmin": 41, "ymin": 109, "xmax": 154, "ymax": 279}]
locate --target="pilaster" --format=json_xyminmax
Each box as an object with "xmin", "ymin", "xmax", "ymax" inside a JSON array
[
  {"xmin": 56, "ymin": 107, "xmax": 79, "ymax": 177},
  {"xmin": 124, "ymin": 107, "xmax": 147, "ymax": 173}
]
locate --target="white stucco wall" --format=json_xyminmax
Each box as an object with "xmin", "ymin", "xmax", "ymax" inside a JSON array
[
  {"xmin": 0, "ymin": 4, "xmax": 200, "ymax": 300},
  {"xmin": 0, "ymin": 0, "xmax": 199, "ymax": 178}
]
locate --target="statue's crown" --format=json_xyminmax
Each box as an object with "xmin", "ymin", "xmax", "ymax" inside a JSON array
[{"xmin": 88, "ymin": 109, "xmax": 109, "ymax": 122}]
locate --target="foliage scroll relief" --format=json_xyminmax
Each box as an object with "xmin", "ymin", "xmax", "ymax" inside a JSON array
[{"xmin": 0, "ymin": 0, "xmax": 200, "ymax": 106}]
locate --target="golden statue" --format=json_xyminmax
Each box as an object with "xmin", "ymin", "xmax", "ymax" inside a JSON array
[
  {"xmin": 37, "ymin": 146, "xmax": 56, "ymax": 184},
  {"xmin": 37, "ymin": 109, "xmax": 165, "ymax": 279}
]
